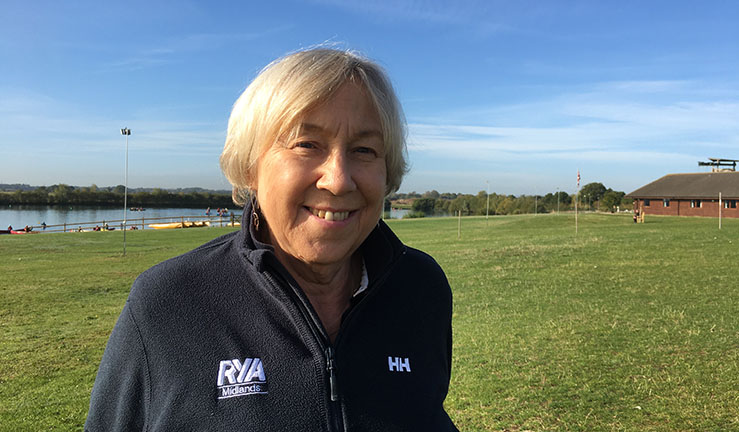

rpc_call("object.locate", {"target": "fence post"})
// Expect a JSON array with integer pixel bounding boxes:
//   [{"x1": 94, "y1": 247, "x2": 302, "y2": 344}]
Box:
[{"x1": 457, "y1": 210, "x2": 461, "y2": 239}]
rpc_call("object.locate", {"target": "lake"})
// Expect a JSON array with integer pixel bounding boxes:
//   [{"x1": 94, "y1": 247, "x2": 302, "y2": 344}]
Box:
[
  {"x1": 0, "y1": 205, "x2": 233, "y2": 232},
  {"x1": 1, "y1": 205, "x2": 411, "y2": 232}
]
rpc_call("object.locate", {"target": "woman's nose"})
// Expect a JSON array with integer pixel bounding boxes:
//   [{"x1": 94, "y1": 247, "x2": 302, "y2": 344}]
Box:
[{"x1": 316, "y1": 151, "x2": 357, "y2": 195}]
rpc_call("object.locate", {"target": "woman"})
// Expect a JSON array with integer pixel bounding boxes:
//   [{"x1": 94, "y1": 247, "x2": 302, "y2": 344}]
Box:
[{"x1": 86, "y1": 48, "x2": 458, "y2": 431}]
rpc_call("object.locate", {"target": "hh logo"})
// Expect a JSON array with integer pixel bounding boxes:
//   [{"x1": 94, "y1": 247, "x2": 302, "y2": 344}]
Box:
[
  {"x1": 217, "y1": 358, "x2": 268, "y2": 399},
  {"x1": 388, "y1": 356, "x2": 411, "y2": 372}
]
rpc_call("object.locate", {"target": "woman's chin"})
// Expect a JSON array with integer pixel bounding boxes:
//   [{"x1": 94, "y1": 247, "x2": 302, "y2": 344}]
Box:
[{"x1": 300, "y1": 245, "x2": 355, "y2": 267}]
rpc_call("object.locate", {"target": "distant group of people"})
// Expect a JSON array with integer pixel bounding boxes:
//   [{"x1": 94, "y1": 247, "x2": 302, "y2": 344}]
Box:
[
  {"x1": 7, "y1": 225, "x2": 33, "y2": 233},
  {"x1": 205, "y1": 207, "x2": 230, "y2": 217}
]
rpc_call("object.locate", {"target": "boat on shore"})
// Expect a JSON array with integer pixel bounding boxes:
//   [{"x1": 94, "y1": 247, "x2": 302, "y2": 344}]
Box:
[{"x1": 148, "y1": 221, "x2": 211, "y2": 230}]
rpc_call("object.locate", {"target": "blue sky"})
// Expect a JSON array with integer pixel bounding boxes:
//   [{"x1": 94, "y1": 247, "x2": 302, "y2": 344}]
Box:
[{"x1": 2, "y1": 0, "x2": 738, "y2": 195}]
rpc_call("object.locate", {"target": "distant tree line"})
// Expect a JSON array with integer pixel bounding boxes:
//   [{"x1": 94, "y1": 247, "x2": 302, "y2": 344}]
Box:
[
  {"x1": 1, "y1": 182, "x2": 631, "y2": 214},
  {"x1": 391, "y1": 182, "x2": 631, "y2": 217},
  {"x1": 0, "y1": 184, "x2": 235, "y2": 208}
]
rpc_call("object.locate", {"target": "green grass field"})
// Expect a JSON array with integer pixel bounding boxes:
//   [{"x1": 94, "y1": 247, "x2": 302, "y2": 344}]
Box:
[{"x1": 1, "y1": 213, "x2": 737, "y2": 431}]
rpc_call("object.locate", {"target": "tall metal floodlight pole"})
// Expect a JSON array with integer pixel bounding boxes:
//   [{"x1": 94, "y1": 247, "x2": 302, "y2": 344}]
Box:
[{"x1": 120, "y1": 127, "x2": 131, "y2": 256}]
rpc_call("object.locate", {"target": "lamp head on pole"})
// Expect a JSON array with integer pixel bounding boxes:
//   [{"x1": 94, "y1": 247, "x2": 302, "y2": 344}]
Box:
[{"x1": 120, "y1": 128, "x2": 131, "y2": 136}]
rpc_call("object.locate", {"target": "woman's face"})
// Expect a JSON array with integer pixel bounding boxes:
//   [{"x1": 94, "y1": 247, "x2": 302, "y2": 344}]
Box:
[{"x1": 254, "y1": 82, "x2": 387, "y2": 267}]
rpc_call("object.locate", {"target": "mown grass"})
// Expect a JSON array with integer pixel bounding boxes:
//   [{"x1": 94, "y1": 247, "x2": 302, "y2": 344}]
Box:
[
  {"x1": 398, "y1": 213, "x2": 738, "y2": 431},
  {"x1": 1, "y1": 214, "x2": 737, "y2": 431}
]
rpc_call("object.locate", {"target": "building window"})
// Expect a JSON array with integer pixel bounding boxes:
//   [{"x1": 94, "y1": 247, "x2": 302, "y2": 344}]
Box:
[
  {"x1": 691, "y1": 200, "x2": 702, "y2": 208},
  {"x1": 644, "y1": 199, "x2": 650, "y2": 207},
  {"x1": 663, "y1": 199, "x2": 670, "y2": 207},
  {"x1": 724, "y1": 200, "x2": 737, "y2": 209}
]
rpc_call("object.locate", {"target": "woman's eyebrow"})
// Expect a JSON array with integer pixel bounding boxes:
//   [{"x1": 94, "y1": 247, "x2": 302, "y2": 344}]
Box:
[{"x1": 299, "y1": 122, "x2": 382, "y2": 140}]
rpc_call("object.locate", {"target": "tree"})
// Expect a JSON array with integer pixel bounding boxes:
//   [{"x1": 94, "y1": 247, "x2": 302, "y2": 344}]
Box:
[
  {"x1": 50, "y1": 184, "x2": 72, "y2": 203},
  {"x1": 555, "y1": 191, "x2": 571, "y2": 206},
  {"x1": 411, "y1": 198, "x2": 436, "y2": 215},
  {"x1": 544, "y1": 191, "x2": 572, "y2": 212},
  {"x1": 449, "y1": 196, "x2": 472, "y2": 215},
  {"x1": 579, "y1": 182, "x2": 607, "y2": 204},
  {"x1": 601, "y1": 190, "x2": 626, "y2": 212},
  {"x1": 421, "y1": 190, "x2": 440, "y2": 199},
  {"x1": 434, "y1": 199, "x2": 447, "y2": 214},
  {"x1": 496, "y1": 196, "x2": 516, "y2": 215}
]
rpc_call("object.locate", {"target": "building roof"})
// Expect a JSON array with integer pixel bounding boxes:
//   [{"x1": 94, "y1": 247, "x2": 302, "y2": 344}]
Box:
[{"x1": 627, "y1": 172, "x2": 739, "y2": 199}]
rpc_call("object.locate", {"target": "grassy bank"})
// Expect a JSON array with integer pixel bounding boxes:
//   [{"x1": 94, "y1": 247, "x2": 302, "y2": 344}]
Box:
[{"x1": 1, "y1": 214, "x2": 737, "y2": 430}]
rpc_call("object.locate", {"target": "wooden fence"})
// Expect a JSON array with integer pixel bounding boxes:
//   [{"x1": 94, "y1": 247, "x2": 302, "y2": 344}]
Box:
[{"x1": 20, "y1": 213, "x2": 242, "y2": 234}]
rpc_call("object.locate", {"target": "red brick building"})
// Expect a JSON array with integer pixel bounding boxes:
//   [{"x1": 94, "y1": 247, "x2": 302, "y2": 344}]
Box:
[{"x1": 626, "y1": 171, "x2": 739, "y2": 218}]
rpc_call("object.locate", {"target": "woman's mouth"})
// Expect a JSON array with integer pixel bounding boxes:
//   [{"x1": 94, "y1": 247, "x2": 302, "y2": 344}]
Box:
[{"x1": 308, "y1": 207, "x2": 351, "y2": 222}]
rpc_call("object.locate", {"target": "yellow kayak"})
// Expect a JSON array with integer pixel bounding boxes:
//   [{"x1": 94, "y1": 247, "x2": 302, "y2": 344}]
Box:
[
  {"x1": 149, "y1": 222, "x2": 184, "y2": 229},
  {"x1": 149, "y1": 221, "x2": 211, "y2": 230}
]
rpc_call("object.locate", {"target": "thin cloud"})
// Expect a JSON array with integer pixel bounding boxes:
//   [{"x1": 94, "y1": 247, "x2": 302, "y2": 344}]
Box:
[
  {"x1": 406, "y1": 79, "x2": 739, "y2": 167},
  {"x1": 0, "y1": 88, "x2": 223, "y2": 157},
  {"x1": 603, "y1": 80, "x2": 690, "y2": 93},
  {"x1": 100, "y1": 26, "x2": 292, "y2": 72}
]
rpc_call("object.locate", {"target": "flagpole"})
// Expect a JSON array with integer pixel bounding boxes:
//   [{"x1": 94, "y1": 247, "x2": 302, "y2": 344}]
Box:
[{"x1": 576, "y1": 170, "x2": 580, "y2": 235}]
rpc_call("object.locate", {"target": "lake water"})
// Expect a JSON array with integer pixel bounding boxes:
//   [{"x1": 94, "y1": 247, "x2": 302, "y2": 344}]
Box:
[
  {"x1": 1, "y1": 205, "x2": 411, "y2": 232},
  {"x1": 0, "y1": 205, "x2": 233, "y2": 232}
]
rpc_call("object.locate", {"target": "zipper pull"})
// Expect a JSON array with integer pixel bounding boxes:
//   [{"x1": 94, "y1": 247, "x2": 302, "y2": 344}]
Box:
[{"x1": 325, "y1": 347, "x2": 339, "y2": 402}]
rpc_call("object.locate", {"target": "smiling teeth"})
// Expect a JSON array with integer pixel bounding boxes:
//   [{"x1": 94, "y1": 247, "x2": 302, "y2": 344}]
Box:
[{"x1": 311, "y1": 208, "x2": 349, "y2": 221}]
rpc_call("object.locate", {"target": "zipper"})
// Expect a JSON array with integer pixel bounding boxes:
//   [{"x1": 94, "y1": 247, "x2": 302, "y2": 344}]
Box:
[
  {"x1": 325, "y1": 346, "x2": 343, "y2": 431},
  {"x1": 326, "y1": 346, "x2": 339, "y2": 402},
  {"x1": 263, "y1": 270, "x2": 345, "y2": 431},
  {"x1": 262, "y1": 242, "x2": 406, "y2": 431}
]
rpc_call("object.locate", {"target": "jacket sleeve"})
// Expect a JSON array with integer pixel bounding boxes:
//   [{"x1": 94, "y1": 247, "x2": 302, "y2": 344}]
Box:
[{"x1": 85, "y1": 302, "x2": 150, "y2": 431}]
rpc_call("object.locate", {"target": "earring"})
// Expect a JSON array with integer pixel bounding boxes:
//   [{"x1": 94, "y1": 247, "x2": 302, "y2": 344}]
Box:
[{"x1": 250, "y1": 194, "x2": 260, "y2": 231}]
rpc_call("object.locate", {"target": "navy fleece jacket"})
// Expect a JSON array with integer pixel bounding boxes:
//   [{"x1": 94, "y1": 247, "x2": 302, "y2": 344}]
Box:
[{"x1": 85, "y1": 211, "x2": 458, "y2": 431}]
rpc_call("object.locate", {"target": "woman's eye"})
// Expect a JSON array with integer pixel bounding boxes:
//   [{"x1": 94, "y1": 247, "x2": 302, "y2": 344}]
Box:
[
  {"x1": 294, "y1": 141, "x2": 316, "y2": 149},
  {"x1": 355, "y1": 146, "x2": 377, "y2": 156}
]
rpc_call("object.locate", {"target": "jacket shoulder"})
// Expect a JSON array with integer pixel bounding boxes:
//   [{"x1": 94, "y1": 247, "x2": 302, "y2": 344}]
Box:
[
  {"x1": 127, "y1": 230, "x2": 243, "y2": 306},
  {"x1": 400, "y1": 246, "x2": 448, "y2": 283},
  {"x1": 385, "y1": 246, "x2": 451, "y2": 305}
]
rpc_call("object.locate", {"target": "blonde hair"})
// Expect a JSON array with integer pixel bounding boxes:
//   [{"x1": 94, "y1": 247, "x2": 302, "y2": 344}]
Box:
[{"x1": 220, "y1": 47, "x2": 408, "y2": 205}]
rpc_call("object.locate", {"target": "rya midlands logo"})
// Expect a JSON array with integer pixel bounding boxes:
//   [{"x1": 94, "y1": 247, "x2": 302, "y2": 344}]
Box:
[{"x1": 217, "y1": 358, "x2": 268, "y2": 399}]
